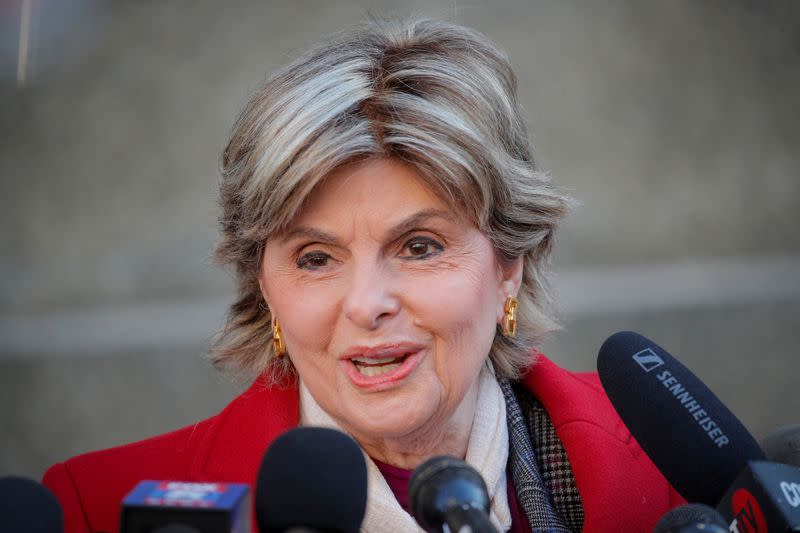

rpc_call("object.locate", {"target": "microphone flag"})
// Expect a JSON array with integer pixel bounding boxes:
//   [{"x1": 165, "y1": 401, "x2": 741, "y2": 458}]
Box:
[
  {"x1": 121, "y1": 480, "x2": 249, "y2": 533},
  {"x1": 717, "y1": 461, "x2": 800, "y2": 533}
]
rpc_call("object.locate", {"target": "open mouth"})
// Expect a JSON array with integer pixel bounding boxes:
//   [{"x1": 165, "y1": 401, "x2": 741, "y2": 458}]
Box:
[{"x1": 350, "y1": 353, "x2": 413, "y2": 377}]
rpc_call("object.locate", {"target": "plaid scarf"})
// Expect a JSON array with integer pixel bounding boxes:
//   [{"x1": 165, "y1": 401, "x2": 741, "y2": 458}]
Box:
[{"x1": 499, "y1": 379, "x2": 585, "y2": 533}]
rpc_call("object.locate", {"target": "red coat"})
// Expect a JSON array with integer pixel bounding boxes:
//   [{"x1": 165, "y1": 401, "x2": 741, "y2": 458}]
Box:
[{"x1": 43, "y1": 355, "x2": 684, "y2": 532}]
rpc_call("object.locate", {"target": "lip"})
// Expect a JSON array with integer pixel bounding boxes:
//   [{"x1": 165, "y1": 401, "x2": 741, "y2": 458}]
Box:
[{"x1": 339, "y1": 342, "x2": 425, "y2": 390}]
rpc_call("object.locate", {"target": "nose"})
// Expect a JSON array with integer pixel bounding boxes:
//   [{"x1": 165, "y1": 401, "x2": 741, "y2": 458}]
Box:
[{"x1": 342, "y1": 261, "x2": 400, "y2": 330}]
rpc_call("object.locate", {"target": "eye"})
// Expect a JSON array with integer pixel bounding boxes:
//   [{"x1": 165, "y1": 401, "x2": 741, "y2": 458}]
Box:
[
  {"x1": 296, "y1": 251, "x2": 332, "y2": 270},
  {"x1": 401, "y1": 236, "x2": 443, "y2": 259}
]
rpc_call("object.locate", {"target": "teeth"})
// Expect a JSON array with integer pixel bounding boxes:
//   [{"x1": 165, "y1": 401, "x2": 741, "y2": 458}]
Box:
[
  {"x1": 355, "y1": 362, "x2": 402, "y2": 377},
  {"x1": 351, "y1": 356, "x2": 393, "y2": 365}
]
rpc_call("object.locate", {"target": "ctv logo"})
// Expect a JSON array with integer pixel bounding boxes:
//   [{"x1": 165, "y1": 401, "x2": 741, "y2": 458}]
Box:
[
  {"x1": 782, "y1": 481, "x2": 800, "y2": 508},
  {"x1": 632, "y1": 348, "x2": 664, "y2": 373},
  {"x1": 728, "y1": 488, "x2": 767, "y2": 533}
]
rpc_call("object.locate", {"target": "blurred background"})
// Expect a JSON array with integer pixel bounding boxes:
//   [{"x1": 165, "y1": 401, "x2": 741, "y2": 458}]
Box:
[{"x1": 1, "y1": 0, "x2": 798, "y2": 480}]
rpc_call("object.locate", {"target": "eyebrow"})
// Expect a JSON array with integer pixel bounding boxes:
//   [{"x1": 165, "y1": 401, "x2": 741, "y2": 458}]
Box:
[
  {"x1": 279, "y1": 208, "x2": 456, "y2": 245},
  {"x1": 385, "y1": 208, "x2": 456, "y2": 241}
]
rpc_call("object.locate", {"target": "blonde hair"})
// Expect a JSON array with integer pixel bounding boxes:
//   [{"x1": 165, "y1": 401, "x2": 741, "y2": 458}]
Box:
[{"x1": 214, "y1": 18, "x2": 570, "y2": 382}]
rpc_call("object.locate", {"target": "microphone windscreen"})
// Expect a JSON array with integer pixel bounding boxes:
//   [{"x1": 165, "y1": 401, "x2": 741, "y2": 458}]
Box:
[
  {"x1": 653, "y1": 503, "x2": 727, "y2": 533},
  {"x1": 255, "y1": 427, "x2": 367, "y2": 533},
  {"x1": 0, "y1": 476, "x2": 63, "y2": 533},
  {"x1": 761, "y1": 423, "x2": 800, "y2": 467},
  {"x1": 597, "y1": 331, "x2": 765, "y2": 505}
]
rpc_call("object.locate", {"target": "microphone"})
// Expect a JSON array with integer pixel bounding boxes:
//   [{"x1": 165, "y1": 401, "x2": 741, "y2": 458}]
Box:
[
  {"x1": 0, "y1": 476, "x2": 63, "y2": 533},
  {"x1": 255, "y1": 427, "x2": 367, "y2": 533},
  {"x1": 761, "y1": 423, "x2": 800, "y2": 467},
  {"x1": 597, "y1": 331, "x2": 800, "y2": 531},
  {"x1": 716, "y1": 460, "x2": 800, "y2": 532},
  {"x1": 596, "y1": 330, "x2": 765, "y2": 505},
  {"x1": 653, "y1": 503, "x2": 728, "y2": 533},
  {"x1": 408, "y1": 456, "x2": 498, "y2": 533},
  {"x1": 120, "y1": 481, "x2": 249, "y2": 533}
]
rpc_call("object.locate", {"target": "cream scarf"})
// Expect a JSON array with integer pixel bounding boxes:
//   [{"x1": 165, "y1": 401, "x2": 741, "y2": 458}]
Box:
[{"x1": 298, "y1": 363, "x2": 511, "y2": 532}]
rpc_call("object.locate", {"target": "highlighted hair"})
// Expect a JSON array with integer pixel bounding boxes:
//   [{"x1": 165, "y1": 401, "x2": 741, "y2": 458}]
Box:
[{"x1": 214, "y1": 18, "x2": 570, "y2": 382}]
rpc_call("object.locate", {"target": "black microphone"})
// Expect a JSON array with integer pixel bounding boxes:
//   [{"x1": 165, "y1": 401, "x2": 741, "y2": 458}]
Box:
[
  {"x1": 653, "y1": 503, "x2": 728, "y2": 533},
  {"x1": 597, "y1": 331, "x2": 765, "y2": 505},
  {"x1": 761, "y1": 423, "x2": 800, "y2": 467},
  {"x1": 0, "y1": 476, "x2": 63, "y2": 533},
  {"x1": 408, "y1": 456, "x2": 498, "y2": 533},
  {"x1": 255, "y1": 427, "x2": 367, "y2": 533}
]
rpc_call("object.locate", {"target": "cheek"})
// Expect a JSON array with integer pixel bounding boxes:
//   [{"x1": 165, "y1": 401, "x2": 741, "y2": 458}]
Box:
[
  {"x1": 269, "y1": 279, "x2": 341, "y2": 357},
  {"x1": 425, "y1": 243, "x2": 500, "y2": 318},
  {"x1": 420, "y1": 280, "x2": 495, "y2": 328},
  {"x1": 407, "y1": 257, "x2": 500, "y2": 356}
]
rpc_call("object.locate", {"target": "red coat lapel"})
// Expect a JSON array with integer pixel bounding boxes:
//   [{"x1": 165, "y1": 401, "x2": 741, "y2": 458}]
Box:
[
  {"x1": 187, "y1": 375, "x2": 299, "y2": 486},
  {"x1": 524, "y1": 354, "x2": 683, "y2": 532}
]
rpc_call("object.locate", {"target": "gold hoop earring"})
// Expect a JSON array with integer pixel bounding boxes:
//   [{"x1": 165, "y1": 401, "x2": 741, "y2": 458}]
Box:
[
  {"x1": 503, "y1": 296, "x2": 518, "y2": 338},
  {"x1": 272, "y1": 317, "x2": 286, "y2": 358}
]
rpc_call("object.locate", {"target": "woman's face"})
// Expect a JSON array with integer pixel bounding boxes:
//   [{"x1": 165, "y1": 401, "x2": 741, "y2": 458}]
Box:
[{"x1": 259, "y1": 158, "x2": 520, "y2": 450}]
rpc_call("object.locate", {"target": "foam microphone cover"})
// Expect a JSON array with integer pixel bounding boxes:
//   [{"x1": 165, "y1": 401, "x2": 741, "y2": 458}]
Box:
[
  {"x1": 653, "y1": 503, "x2": 728, "y2": 533},
  {"x1": 597, "y1": 331, "x2": 765, "y2": 505},
  {"x1": 761, "y1": 423, "x2": 800, "y2": 467},
  {"x1": 256, "y1": 427, "x2": 367, "y2": 533},
  {"x1": 0, "y1": 476, "x2": 63, "y2": 533}
]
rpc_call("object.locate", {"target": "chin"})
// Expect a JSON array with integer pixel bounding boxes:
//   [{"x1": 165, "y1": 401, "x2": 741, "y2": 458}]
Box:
[{"x1": 341, "y1": 399, "x2": 434, "y2": 442}]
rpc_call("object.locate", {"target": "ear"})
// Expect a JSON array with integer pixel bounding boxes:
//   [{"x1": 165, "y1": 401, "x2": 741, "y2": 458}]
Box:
[
  {"x1": 256, "y1": 265, "x2": 270, "y2": 309},
  {"x1": 496, "y1": 256, "x2": 524, "y2": 323}
]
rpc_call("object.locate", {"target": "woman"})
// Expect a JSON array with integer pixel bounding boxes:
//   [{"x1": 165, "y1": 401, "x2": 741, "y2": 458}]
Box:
[{"x1": 44, "y1": 19, "x2": 682, "y2": 532}]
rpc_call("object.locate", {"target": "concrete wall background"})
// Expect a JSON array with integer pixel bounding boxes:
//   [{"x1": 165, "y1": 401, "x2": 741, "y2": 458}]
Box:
[{"x1": 1, "y1": 0, "x2": 798, "y2": 480}]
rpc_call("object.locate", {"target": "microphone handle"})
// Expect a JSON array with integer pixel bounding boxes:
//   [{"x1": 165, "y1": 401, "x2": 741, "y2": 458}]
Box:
[{"x1": 442, "y1": 506, "x2": 498, "y2": 533}]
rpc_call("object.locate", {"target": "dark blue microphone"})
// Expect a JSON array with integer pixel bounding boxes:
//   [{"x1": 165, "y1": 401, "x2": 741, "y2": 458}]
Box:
[
  {"x1": 597, "y1": 331, "x2": 800, "y2": 531},
  {"x1": 597, "y1": 331, "x2": 765, "y2": 505},
  {"x1": 0, "y1": 476, "x2": 63, "y2": 533},
  {"x1": 653, "y1": 503, "x2": 728, "y2": 533}
]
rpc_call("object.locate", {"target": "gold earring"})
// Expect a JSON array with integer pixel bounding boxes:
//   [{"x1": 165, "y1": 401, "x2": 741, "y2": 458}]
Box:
[
  {"x1": 272, "y1": 317, "x2": 286, "y2": 358},
  {"x1": 503, "y1": 296, "x2": 518, "y2": 337}
]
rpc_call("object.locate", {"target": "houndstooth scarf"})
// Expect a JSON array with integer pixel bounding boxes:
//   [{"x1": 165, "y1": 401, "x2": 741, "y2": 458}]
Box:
[{"x1": 500, "y1": 379, "x2": 585, "y2": 532}]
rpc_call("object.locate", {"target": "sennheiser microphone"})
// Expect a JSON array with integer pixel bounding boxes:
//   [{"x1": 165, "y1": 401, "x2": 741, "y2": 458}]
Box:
[
  {"x1": 653, "y1": 503, "x2": 728, "y2": 533},
  {"x1": 597, "y1": 331, "x2": 800, "y2": 531},
  {"x1": 597, "y1": 331, "x2": 765, "y2": 505},
  {"x1": 0, "y1": 476, "x2": 63, "y2": 533},
  {"x1": 255, "y1": 427, "x2": 367, "y2": 533},
  {"x1": 409, "y1": 456, "x2": 498, "y2": 533},
  {"x1": 761, "y1": 423, "x2": 800, "y2": 467}
]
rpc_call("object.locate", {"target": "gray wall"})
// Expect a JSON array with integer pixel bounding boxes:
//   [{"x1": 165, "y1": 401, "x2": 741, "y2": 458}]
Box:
[{"x1": 1, "y1": 0, "x2": 798, "y2": 480}]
